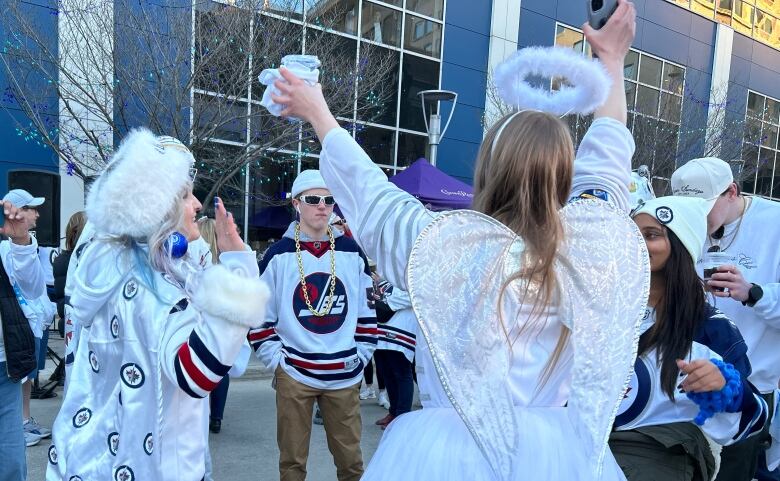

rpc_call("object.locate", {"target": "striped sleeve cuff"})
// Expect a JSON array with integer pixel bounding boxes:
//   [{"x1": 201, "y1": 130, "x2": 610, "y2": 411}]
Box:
[{"x1": 174, "y1": 330, "x2": 231, "y2": 398}]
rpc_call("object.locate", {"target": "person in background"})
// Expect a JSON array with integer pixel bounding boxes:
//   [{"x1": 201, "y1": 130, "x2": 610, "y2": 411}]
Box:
[
  {"x1": 198, "y1": 217, "x2": 232, "y2": 434},
  {"x1": 0, "y1": 193, "x2": 46, "y2": 480},
  {"x1": 671, "y1": 157, "x2": 780, "y2": 481},
  {"x1": 53, "y1": 212, "x2": 87, "y2": 331},
  {"x1": 610, "y1": 196, "x2": 767, "y2": 481},
  {"x1": 1, "y1": 189, "x2": 52, "y2": 447}
]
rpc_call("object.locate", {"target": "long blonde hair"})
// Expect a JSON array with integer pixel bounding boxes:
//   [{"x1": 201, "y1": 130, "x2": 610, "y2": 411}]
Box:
[
  {"x1": 472, "y1": 110, "x2": 574, "y2": 389},
  {"x1": 197, "y1": 217, "x2": 219, "y2": 264}
]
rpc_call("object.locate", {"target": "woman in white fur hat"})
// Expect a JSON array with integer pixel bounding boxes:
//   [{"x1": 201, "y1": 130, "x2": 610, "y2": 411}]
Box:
[
  {"x1": 609, "y1": 196, "x2": 768, "y2": 481},
  {"x1": 46, "y1": 129, "x2": 269, "y2": 481}
]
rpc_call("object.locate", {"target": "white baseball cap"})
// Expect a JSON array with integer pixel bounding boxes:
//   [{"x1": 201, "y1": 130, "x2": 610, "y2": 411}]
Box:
[
  {"x1": 291, "y1": 170, "x2": 328, "y2": 198},
  {"x1": 2, "y1": 189, "x2": 45, "y2": 208},
  {"x1": 670, "y1": 157, "x2": 733, "y2": 200},
  {"x1": 632, "y1": 195, "x2": 716, "y2": 263}
]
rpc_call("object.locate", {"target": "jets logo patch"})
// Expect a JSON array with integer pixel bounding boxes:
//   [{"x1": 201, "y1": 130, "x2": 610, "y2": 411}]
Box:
[
  {"x1": 108, "y1": 432, "x2": 119, "y2": 456},
  {"x1": 292, "y1": 272, "x2": 348, "y2": 334},
  {"x1": 143, "y1": 433, "x2": 154, "y2": 455},
  {"x1": 89, "y1": 351, "x2": 100, "y2": 373},
  {"x1": 72, "y1": 408, "x2": 92, "y2": 428},
  {"x1": 123, "y1": 279, "x2": 139, "y2": 300},
  {"x1": 120, "y1": 363, "x2": 145, "y2": 388}
]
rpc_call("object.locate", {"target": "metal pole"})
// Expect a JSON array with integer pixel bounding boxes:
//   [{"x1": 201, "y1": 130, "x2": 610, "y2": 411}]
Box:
[{"x1": 429, "y1": 113, "x2": 441, "y2": 166}]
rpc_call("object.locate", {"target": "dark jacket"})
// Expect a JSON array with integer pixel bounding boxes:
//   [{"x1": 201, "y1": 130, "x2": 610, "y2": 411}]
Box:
[
  {"x1": 0, "y1": 255, "x2": 36, "y2": 382},
  {"x1": 52, "y1": 249, "x2": 72, "y2": 320}
]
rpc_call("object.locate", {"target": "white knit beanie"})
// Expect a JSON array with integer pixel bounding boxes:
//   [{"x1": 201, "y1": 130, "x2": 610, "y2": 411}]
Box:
[
  {"x1": 291, "y1": 169, "x2": 328, "y2": 198},
  {"x1": 632, "y1": 196, "x2": 716, "y2": 263}
]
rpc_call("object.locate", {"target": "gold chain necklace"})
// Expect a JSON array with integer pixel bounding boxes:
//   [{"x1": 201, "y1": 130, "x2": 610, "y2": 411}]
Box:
[
  {"x1": 294, "y1": 223, "x2": 337, "y2": 317},
  {"x1": 708, "y1": 197, "x2": 749, "y2": 252}
]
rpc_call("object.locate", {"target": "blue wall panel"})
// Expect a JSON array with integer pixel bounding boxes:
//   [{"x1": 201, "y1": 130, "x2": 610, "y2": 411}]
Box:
[
  {"x1": 437, "y1": 0, "x2": 492, "y2": 183},
  {"x1": 0, "y1": 0, "x2": 59, "y2": 194}
]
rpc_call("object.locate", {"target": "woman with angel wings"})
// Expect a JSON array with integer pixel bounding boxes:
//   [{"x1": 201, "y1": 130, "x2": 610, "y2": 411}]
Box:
[{"x1": 265, "y1": 1, "x2": 648, "y2": 479}]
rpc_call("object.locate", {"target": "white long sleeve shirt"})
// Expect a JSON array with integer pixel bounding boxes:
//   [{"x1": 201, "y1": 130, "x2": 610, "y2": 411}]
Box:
[
  {"x1": 696, "y1": 196, "x2": 780, "y2": 393},
  {"x1": 0, "y1": 236, "x2": 46, "y2": 363}
]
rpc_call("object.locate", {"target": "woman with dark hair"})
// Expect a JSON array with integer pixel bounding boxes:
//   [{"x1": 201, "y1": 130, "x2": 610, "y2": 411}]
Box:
[
  {"x1": 611, "y1": 196, "x2": 769, "y2": 481},
  {"x1": 52, "y1": 211, "x2": 87, "y2": 326}
]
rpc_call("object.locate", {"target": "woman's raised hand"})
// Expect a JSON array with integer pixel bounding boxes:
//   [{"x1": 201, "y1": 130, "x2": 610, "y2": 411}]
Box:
[{"x1": 214, "y1": 197, "x2": 246, "y2": 253}]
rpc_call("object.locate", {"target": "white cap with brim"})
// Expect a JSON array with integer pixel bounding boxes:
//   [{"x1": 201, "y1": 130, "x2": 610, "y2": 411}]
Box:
[
  {"x1": 671, "y1": 157, "x2": 733, "y2": 200},
  {"x1": 632, "y1": 195, "x2": 716, "y2": 264},
  {"x1": 291, "y1": 169, "x2": 328, "y2": 199},
  {"x1": 2, "y1": 189, "x2": 45, "y2": 208}
]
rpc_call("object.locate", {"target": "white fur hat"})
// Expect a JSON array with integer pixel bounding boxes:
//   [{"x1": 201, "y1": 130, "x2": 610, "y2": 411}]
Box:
[
  {"x1": 86, "y1": 128, "x2": 195, "y2": 239},
  {"x1": 291, "y1": 169, "x2": 327, "y2": 198}
]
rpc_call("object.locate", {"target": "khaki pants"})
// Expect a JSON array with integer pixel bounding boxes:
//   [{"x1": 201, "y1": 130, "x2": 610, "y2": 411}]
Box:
[{"x1": 275, "y1": 366, "x2": 364, "y2": 481}]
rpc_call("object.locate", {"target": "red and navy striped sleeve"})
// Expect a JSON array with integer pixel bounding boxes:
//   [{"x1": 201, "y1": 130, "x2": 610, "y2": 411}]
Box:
[{"x1": 173, "y1": 330, "x2": 232, "y2": 399}]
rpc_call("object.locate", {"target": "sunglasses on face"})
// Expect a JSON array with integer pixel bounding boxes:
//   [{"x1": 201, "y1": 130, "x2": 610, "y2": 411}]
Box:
[{"x1": 299, "y1": 195, "x2": 335, "y2": 206}]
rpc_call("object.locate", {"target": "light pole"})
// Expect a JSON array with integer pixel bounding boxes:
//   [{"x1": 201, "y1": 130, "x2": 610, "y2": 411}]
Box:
[{"x1": 417, "y1": 90, "x2": 457, "y2": 167}]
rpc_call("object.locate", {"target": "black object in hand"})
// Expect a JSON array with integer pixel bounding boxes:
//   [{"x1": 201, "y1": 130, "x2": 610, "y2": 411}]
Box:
[{"x1": 587, "y1": 0, "x2": 618, "y2": 30}]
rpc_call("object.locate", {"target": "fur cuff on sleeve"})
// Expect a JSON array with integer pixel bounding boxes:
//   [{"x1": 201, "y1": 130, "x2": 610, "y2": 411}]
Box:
[{"x1": 190, "y1": 264, "x2": 270, "y2": 328}]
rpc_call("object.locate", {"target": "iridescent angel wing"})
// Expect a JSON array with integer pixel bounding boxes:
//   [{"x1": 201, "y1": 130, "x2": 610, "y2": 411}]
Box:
[
  {"x1": 557, "y1": 198, "x2": 650, "y2": 477},
  {"x1": 407, "y1": 210, "x2": 523, "y2": 481},
  {"x1": 407, "y1": 200, "x2": 649, "y2": 480}
]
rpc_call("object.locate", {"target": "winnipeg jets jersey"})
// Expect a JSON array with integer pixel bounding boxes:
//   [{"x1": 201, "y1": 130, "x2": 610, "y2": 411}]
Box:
[
  {"x1": 374, "y1": 281, "x2": 417, "y2": 363},
  {"x1": 614, "y1": 305, "x2": 768, "y2": 445},
  {"x1": 248, "y1": 222, "x2": 378, "y2": 390}
]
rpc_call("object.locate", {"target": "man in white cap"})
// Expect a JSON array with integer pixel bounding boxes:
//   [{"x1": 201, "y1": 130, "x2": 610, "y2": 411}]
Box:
[
  {"x1": 248, "y1": 170, "x2": 377, "y2": 481},
  {"x1": 0, "y1": 192, "x2": 47, "y2": 480},
  {"x1": 672, "y1": 157, "x2": 780, "y2": 481},
  {"x1": 0, "y1": 189, "x2": 53, "y2": 447}
]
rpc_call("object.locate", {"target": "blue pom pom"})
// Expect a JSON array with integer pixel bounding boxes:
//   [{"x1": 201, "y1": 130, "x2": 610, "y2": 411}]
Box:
[
  {"x1": 686, "y1": 359, "x2": 743, "y2": 426},
  {"x1": 165, "y1": 231, "x2": 188, "y2": 259}
]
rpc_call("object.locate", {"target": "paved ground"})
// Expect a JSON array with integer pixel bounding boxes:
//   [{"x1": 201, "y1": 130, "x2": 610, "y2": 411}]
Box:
[{"x1": 26, "y1": 334, "x2": 394, "y2": 480}]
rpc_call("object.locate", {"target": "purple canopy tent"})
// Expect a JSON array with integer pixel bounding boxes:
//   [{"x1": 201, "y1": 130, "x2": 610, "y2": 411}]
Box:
[{"x1": 389, "y1": 158, "x2": 473, "y2": 210}]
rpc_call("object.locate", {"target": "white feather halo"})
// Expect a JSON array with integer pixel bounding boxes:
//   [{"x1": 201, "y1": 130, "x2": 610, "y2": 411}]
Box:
[{"x1": 493, "y1": 47, "x2": 612, "y2": 116}]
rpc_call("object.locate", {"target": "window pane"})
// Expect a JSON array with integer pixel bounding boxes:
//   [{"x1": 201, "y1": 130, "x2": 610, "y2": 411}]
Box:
[
  {"x1": 407, "y1": 0, "x2": 444, "y2": 19},
  {"x1": 741, "y1": 142, "x2": 759, "y2": 194},
  {"x1": 252, "y1": 15, "x2": 303, "y2": 100},
  {"x1": 247, "y1": 150, "x2": 296, "y2": 241},
  {"x1": 756, "y1": 148, "x2": 775, "y2": 196},
  {"x1": 747, "y1": 92, "x2": 764, "y2": 118},
  {"x1": 671, "y1": 0, "x2": 691, "y2": 8},
  {"x1": 662, "y1": 63, "x2": 685, "y2": 94},
  {"x1": 194, "y1": 8, "x2": 251, "y2": 98},
  {"x1": 194, "y1": 95, "x2": 248, "y2": 143},
  {"x1": 399, "y1": 54, "x2": 439, "y2": 132},
  {"x1": 555, "y1": 25, "x2": 585, "y2": 52},
  {"x1": 355, "y1": 125, "x2": 395, "y2": 166},
  {"x1": 625, "y1": 81, "x2": 637, "y2": 112},
  {"x1": 397, "y1": 131, "x2": 428, "y2": 167},
  {"x1": 307, "y1": 0, "x2": 359, "y2": 36},
  {"x1": 304, "y1": 30, "x2": 357, "y2": 119},
  {"x1": 261, "y1": 0, "x2": 304, "y2": 21},
  {"x1": 764, "y1": 98, "x2": 780, "y2": 125},
  {"x1": 639, "y1": 56, "x2": 663, "y2": 86},
  {"x1": 762, "y1": 123, "x2": 779, "y2": 149},
  {"x1": 660, "y1": 92, "x2": 682, "y2": 123},
  {"x1": 745, "y1": 117, "x2": 763, "y2": 145},
  {"x1": 732, "y1": 1, "x2": 754, "y2": 36},
  {"x1": 404, "y1": 13, "x2": 443, "y2": 57},
  {"x1": 716, "y1": 0, "x2": 733, "y2": 24},
  {"x1": 357, "y1": 44, "x2": 400, "y2": 126},
  {"x1": 193, "y1": 142, "x2": 246, "y2": 225},
  {"x1": 361, "y1": 1, "x2": 402, "y2": 47},
  {"x1": 624, "y1": 50, "x2": 640, "y2": 80},
  {"x1": 691, "y1": 0, "x2": 716, "y2": 18},
  {"x1": 636, "y1": 85, "x2": 661, "y2": 116}
]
